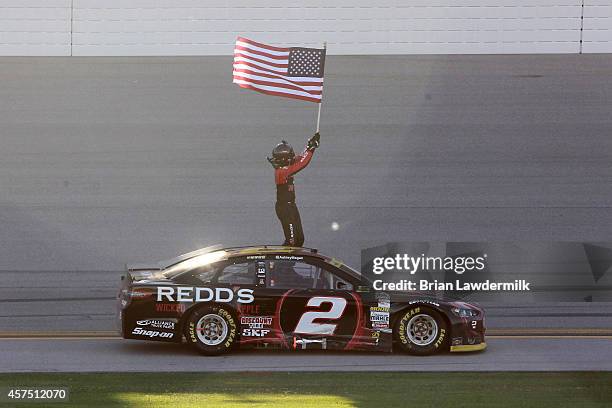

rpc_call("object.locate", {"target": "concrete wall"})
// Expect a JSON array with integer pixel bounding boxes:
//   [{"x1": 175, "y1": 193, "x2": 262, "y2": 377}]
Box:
[
  {"x1": 1, "y1": 0, "x2": 610, "y2": 56},
  {"x1": 0, "y1": 0, "x2": 71, "y2": 56},
  {"x1": 583, "y1": 0, "x2": 612, "y2": 52}
]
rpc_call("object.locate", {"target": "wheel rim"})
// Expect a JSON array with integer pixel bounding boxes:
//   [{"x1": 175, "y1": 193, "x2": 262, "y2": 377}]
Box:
[
  {"x1": 406, "y1": 313, "x2": 438, "y2": 346},
  {"x1": 196, "y1": 313, "x2": 228, "y2": 346}
]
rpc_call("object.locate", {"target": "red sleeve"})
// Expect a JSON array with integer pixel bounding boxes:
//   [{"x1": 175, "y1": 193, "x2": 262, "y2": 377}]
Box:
[{"x1": 286, "y1": 147, "x2": 314, "y2": 176}]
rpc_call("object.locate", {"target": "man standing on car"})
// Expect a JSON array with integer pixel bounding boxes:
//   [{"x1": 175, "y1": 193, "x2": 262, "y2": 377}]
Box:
[{"x1": 268, "y1": 132, "x2": 320, "y2": 247}]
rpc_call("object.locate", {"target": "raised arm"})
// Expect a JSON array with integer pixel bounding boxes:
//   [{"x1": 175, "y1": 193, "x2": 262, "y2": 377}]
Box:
[{"x1": 286, "y1": 133, "x2": 320, "y2": 176}]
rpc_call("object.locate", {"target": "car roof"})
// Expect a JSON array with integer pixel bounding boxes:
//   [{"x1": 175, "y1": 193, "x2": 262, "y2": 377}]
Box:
[
  {"x1": 161, "y1": 245, "x2": 360, "y2": 280},
  {"x1": 161, "y1": 245, "x2": 324, "y2": 269},
  {"x1": 221, "y1": 246, "x2": 362, "y2": 282},
  {"x1": 224, "y1": 245, "x2": 322, "y2": 258}
]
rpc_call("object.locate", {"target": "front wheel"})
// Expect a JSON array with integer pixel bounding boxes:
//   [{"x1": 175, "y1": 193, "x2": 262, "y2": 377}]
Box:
[
  {"x1": 394, "y1": 306, "x2": 448, "y2": 355},
  {"x1": 185, "y1": 305, "x2": 238, "y2": 355}
]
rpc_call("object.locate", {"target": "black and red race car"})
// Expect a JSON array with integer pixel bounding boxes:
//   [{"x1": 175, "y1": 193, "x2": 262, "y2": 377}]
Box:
[{"x1": 117, "y1": 245, "x2": 486, "y2": 355}]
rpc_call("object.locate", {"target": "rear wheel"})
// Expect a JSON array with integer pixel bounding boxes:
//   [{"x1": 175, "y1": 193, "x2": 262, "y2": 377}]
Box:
[
  {"x1": 394, "y1": 306, "x2": 448, "y2": 355},
  {"x1": 185, "y1": 305, "x2": 237, "y2": 355}
]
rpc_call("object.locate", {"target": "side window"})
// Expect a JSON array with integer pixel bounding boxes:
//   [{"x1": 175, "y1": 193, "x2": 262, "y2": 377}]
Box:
[
  {"x1": 268, "y1": 260, "x2": 319, "y2": 289},
  {"x1": 316, "y1": 267, "x2": 353, "y2": 291},
  {"x1": 217, "y1": 261, "x2": 255, "y2": 285},
  {"x1": 192, "y1": 264, "x2": 216, "y2": 283}
]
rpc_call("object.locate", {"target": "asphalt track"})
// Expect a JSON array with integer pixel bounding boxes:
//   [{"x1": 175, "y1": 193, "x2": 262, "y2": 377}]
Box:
[
  {"x1": 1, "y1": 336, "x2": 611, "y2": 372},
  {"x1": 0, "y1": 55, "x2": 611, "y2": 371}
]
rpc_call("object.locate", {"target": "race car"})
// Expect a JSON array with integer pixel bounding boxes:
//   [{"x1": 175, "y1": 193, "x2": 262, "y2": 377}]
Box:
[{"x1": 117, "y1": 245, "x2": 486, "y2": 355}]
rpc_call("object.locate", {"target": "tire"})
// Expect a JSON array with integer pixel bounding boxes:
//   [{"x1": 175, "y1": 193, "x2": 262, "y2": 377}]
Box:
[
  {"x1": 185, "y1": 305, "x2": 238, "y2": 356},
  {"x1": 394, "y1": 306, "x2": 448, "y2": 355}
]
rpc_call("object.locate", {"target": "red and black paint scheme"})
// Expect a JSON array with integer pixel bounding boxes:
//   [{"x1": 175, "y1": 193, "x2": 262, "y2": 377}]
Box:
[{"x1": 117, "y1": 245, "x2": 486, "y2": 355}]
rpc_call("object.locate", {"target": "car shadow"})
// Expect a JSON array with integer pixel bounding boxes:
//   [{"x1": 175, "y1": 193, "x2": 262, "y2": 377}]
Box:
[{"x1": 119, "y1": 339, "x2": 467, "y2": 357}]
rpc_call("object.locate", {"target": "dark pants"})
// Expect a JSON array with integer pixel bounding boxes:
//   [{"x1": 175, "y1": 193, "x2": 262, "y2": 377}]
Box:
[{"x1": 275, "y1": 201, "x2": 304, "y2": 247}]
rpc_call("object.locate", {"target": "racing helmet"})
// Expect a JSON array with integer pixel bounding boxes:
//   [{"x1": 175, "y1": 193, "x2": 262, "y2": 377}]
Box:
[{"x1": 270, "y1": 140, "x2": 295, "y2": 167}]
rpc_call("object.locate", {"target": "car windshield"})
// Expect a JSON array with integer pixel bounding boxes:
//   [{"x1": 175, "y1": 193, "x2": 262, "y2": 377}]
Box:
[{"x1": 162, "y1": 250, "x2": 227, "y2": 279}]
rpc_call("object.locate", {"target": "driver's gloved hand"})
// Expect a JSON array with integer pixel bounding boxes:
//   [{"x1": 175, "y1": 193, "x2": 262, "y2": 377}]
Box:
[{"x1": 307, "y1": 132, "x2": 321, "y2": 151}]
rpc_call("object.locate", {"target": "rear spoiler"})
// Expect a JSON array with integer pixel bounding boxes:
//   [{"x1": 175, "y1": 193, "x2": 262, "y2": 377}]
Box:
[
  {"x1": 123, "y1": 244, "x2": 223, "y2": 281},
  {"x1": 123, "y1": 263, "x2": 162, "y2": 282},
  {"x1": 157, "y1": 244, "x2": 223, "y2": 269},
  {"x1": 126, "y1": 263, "x2": 162, "y2": 272}
]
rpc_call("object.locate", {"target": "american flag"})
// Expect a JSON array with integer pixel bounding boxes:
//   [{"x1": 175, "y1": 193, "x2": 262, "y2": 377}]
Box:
[{"x1": 233, "y1": 37, "x2": 325, "y2": 103}]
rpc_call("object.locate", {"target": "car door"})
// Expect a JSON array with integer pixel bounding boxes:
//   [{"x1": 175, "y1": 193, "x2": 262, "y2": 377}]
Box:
[{"x1": 260, "y1": 256, "x2": 370, "y2": 351}]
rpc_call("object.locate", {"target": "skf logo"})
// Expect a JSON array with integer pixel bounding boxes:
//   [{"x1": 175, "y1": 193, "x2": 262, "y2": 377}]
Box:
[{"x1": 242, "y1": 328, "x2": 271, "y2": 337}]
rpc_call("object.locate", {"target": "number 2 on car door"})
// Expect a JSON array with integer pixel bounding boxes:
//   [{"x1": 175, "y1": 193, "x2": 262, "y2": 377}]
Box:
[{"x1": 294, "y1": 296, "x2": 347, "y2": 335}]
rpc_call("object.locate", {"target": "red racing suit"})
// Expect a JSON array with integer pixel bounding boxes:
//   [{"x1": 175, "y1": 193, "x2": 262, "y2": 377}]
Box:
[{"x1": 274, "y1": 147, "x2": 315, "y2": 246}]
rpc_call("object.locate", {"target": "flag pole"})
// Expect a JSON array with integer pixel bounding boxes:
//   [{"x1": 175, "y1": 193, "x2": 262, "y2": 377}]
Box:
[
  {"x1": 315, "y1": 41, "x2": 326, "y2": 133},
  {"x1": 315, "y1": 98, "x2": 322, "y2": 133}
]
